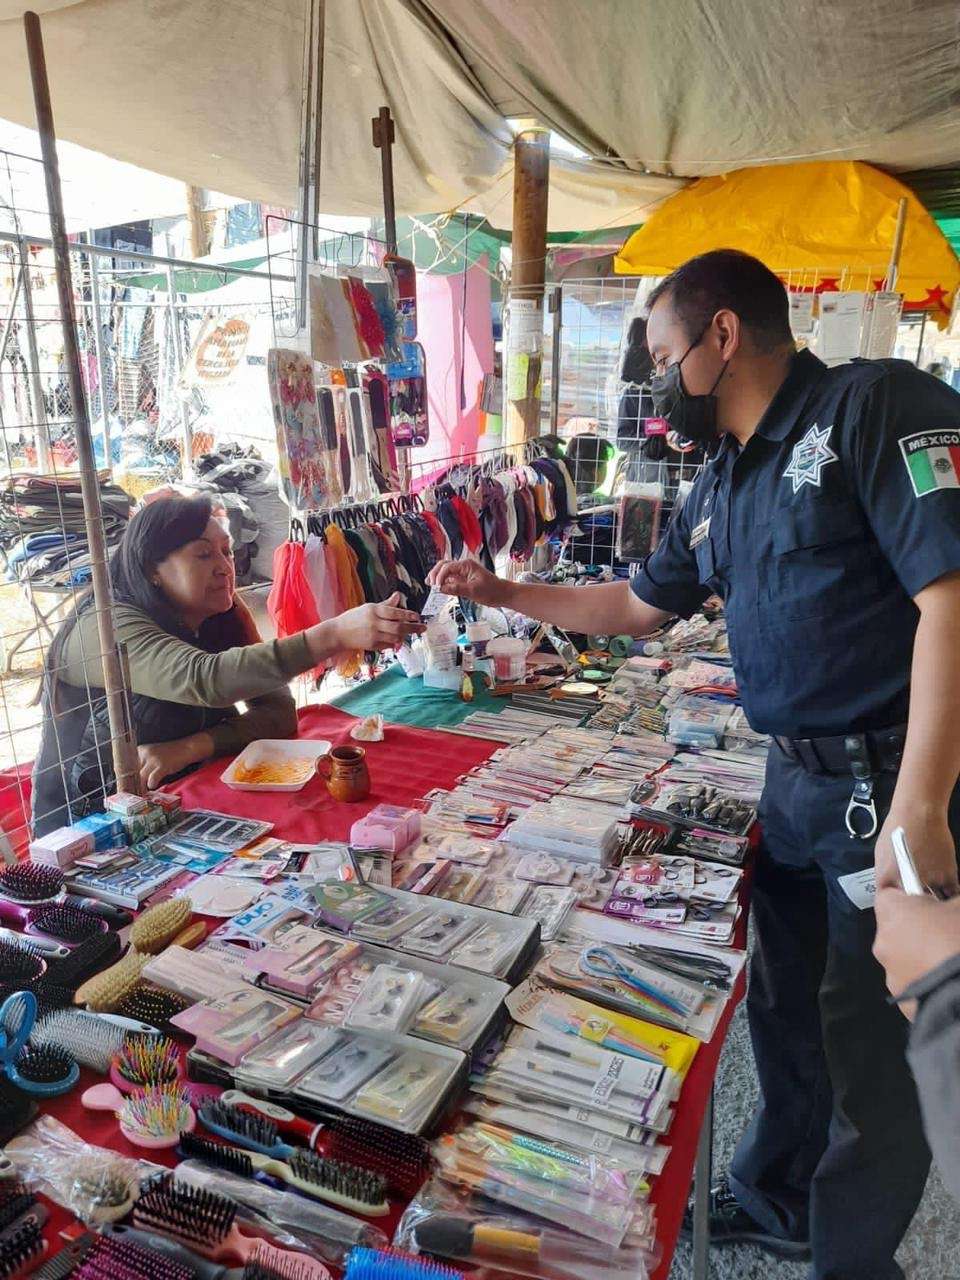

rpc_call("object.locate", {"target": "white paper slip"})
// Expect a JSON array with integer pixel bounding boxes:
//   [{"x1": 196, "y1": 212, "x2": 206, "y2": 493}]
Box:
[{"x1": 837, "y1": 866, "x2": 877, "y2": 910}]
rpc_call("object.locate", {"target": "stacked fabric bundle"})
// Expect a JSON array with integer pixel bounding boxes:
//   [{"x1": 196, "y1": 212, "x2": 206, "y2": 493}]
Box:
[{"x1": 0, "y1": 472, "x2": 133, "y2": 588}]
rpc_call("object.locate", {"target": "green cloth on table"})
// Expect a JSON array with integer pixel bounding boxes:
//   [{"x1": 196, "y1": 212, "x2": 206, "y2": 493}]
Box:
[{"x1": 331, "y1": 663, "x2": 506, "y2": 728}]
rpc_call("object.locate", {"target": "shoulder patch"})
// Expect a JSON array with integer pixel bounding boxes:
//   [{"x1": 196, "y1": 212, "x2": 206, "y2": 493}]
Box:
[{"x1": 899, "y1": 430, "x2": 960, "y2": 497}]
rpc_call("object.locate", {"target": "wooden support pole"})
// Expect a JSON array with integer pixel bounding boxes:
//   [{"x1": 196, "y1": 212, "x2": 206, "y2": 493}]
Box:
[
  {"x1": 505, "y1": 126, "x2": 550, "y2": 446},
  {"x1": 372, "y1": 106, "x2": 398, "y2": 255},
  {"x1": 23, "y1": 10, "x2": 141, "y2": 796}
]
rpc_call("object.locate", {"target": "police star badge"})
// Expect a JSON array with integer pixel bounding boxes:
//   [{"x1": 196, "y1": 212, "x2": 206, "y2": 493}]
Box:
[{"x1": 783, "y1": 423, "x2": 838, "y2": 493}]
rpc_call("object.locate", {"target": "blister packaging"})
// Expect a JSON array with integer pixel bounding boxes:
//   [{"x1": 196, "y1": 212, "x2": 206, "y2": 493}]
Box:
[
  {"x1": 449, "y1": 924, "x2": 519, "y2": 976},
  {"x1": 344, "y1": 964, "x2": 434, "y2": 1034},
  {"x1": 173, "y1": 987, "x2": 301, "y2": 1065},
  {"x1": 234, "y1": 1019, "x2": 341, "y2": 1091},
  {"x1": 398, "y1": 910, "x2": 479, "y2": 959},
  {"x1": 294, "y1": 1032, "x2": 396, "y2": 1102},
  {"x1": 255, "y1": 930, "x2": 361, "y2": 997},
  {"x1": 523, "y1": 885, "x2": 578, "y2": 941},
  {"x1": 351, "y1": 899, "x2": 430, "y2": 945},
  {"x1": 513, "y1": 852, "x2": 576, "y2": 886},
  {"x1": 311, "y1": 880, "x2": 393, "y2": 931},
  {"x1": 352, "y1": 1049, "x2": 457, "y2": 1129}
]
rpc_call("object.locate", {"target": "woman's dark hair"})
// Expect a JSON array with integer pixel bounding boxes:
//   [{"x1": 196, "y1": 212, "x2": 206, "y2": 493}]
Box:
[
  {"x1": 111, "y1": 494, "x2": 215, "y2": 638},
  {"x1": 48, "y1": 494, "x2": 253, "y2": 677}
]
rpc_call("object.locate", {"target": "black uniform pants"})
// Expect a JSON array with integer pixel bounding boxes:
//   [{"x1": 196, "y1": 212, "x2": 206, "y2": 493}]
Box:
[{"x1": 728, "y1": 747, "x2": 953, "y2": 1280}]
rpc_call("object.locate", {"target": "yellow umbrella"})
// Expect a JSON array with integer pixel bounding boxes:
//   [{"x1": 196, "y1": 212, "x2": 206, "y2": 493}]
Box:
[{"x1": 614, "y1": 161, "x2": 960, "y2": 328}]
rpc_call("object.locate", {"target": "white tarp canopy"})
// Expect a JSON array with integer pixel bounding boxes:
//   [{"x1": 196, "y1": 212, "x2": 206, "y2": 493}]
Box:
[{"x1": 0, "y1": 0, "x2": 956, "y2": 232}]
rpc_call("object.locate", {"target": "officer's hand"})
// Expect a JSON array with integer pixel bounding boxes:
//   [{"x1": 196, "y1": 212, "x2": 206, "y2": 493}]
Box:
[
  {"x1": 874, "y1": 888, "x2": 960, "y2": 1018},
  {"x1": 874, "y1": 809, "x2": 960, "y2": 897},
  {"x1": 427, "y1": 559, "x2": 507, "y2": 606}
]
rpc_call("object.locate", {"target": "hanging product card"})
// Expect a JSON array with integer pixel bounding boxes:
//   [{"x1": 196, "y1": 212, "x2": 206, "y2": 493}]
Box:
[
  {"x1": 179, "y1": 312, "x2": 251, "y2": 389},
  {"x1": 861, "y1": 291, "x2": 903, "y2": 360},
  {"x1": 387, "y1": 342, "x2": 429, "y2": 447},
  {"x1": 315, "y1": 386, "x2": 344, "y2": 506},
  {"x1": 309, "y1": 272, "x2": 364, "y2": 365},
  {"x1": 788, "y1": 292, "x2": 816, "y2": 338},
  {"x1": 268, "y1": 349, "x2": 330, "y2": 510},
  {"x1": 616, "y1": 488, "x2": 663, "y2": 560},
  {"x1": 816, "y1": 291, "x2": 868, "y2": 364},
  {"x1": 364, "y1": 369, "x2": 399, "y2": 490},
  {"x1": 384, "y1": 254, "x2": 418, "y2": 339},
  {"x1": 508, "y1": 299, "x2": 544, "y2": 355}
]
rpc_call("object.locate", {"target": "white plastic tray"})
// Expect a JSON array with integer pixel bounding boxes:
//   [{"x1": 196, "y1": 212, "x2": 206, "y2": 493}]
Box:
[{"x1": 220, "y1": 738, "x2": 331, "y2": 792}]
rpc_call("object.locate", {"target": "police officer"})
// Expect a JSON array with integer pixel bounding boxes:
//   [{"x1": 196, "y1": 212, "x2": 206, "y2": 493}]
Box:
[{"x1": 428, "y1": 248, "x2": 960, "y2": 1280}]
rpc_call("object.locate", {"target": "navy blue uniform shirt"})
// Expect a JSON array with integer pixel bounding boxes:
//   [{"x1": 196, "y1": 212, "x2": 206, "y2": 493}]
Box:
[{"x1": 631, "y1": 349, "x2": 960, "y2": 737}]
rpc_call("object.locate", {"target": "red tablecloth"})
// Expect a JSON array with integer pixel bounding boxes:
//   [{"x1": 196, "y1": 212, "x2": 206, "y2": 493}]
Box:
[
  {"x1": 168, "y1": 705, "x2": 500, "y2": 840},
  {"x1": 34, "y1": 704, "x2": 746, "y2": 1280}
]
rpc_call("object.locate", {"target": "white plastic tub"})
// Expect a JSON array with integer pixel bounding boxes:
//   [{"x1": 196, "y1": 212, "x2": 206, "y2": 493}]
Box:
[{"x1": 220, "y1": 738, "x2": 332, "y2": 792}]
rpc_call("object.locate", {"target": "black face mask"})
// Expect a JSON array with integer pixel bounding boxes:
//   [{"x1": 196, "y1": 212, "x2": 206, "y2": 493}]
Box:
[{"x1": 647, "y1": 326, "x2": 727, "y2": 447}]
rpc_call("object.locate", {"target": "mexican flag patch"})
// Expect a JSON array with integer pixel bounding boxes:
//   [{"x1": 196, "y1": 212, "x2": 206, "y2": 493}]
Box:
[{"x1": 899, "y1": 430, "x2": 960, "y2": 496}]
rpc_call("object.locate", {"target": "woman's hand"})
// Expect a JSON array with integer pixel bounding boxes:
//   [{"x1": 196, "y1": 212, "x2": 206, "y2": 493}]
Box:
[
  {"x1": 138, "y1": 733, "x2": 213, "y2": 790},
  {"x1": 327, "y1": 594, "x2": 425, "y2": 655},
  {"x1": 427, "y1": 559, "x2": 508, "y2": 606}
]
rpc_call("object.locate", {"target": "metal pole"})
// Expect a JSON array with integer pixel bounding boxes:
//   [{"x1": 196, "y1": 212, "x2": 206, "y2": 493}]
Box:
[
  {"x1": 297, "y1": 0, "x2": 324, "y2": 329},
  {"x1": 505, "y1": 125, "x2": 550, "y2": 446},
  {"x1": 88, "y1": 252, "x2": 111, "y2": 469},
  {"x1": 372, "y1": 106, "x2": 398, "y2": 254},
  {"x1": 165, "y1": 265, "x2": 193, "y2": 478},
  {"x1": 17, "y1": 240, "x2": 52, "y2": 473},
  {"x1": 884, "y1": 196, "x2": 908, "y2": 292},
  {"x1": 692, "y1": 1085, "x2": 714, "y2": 1280},
  {"x1": 22, "y1": 9, "x2": 140, "y2": 795}
]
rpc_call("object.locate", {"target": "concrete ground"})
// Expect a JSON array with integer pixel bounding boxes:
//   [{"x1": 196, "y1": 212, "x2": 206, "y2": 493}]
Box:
[{"x1": 669, "y1": 997, "x2": 960, "y2": 1279}]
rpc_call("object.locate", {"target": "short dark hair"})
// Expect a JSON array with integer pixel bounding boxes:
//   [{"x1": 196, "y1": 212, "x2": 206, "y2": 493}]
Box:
[{"x1": 647, "y1": 249, "x2": 792, "y2": 352}]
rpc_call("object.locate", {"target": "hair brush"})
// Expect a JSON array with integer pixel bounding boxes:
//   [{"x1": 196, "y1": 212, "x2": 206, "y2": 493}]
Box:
[
  {"x1": 0, "y1": 1219, "x2": 46, "y2": 1280},
  {"x1": 73, "y1": 1231, "x2": 194, "y2": 1280},
  {"x1": 6, "y1": 1043, "x2": 79, "y2": 1097},
  {"x1": 342, "y1": 1249, "x2": 465, "y2": 1280},
  {"x1": 111, "y1": 1035, "x2": 183, "y2": 1092},
  {"x1": 27, "y1": 904, "x2": 107, "y2": 946},
  {"x1": 179, "y1": 1131, "x2": 388, "y2": 1217},
  {"x1": 74, "y1": 949, "x2": 146, "y2": 1012},
  {"x1": 132, "y1": 1174, "x2": 332, "y2": 1274},
  {"x1": 0, "y1": 863, "x2": 63, "y2": 906},
  {"x1": 130, "y1": 900, "x2": 195, "y2": 955},
  {"x1": 32, "y1": 1008, "x2": 127, "y2": 1072},
  {"x1": 101, "y1": 1223, "x2": 334, "y2": 1280},
  {"x1": 114, "y1": 983, "x2": 191, "y2": 1030},
  {"x1": 0, "y1": 940, "x2": 45, "y2": 986},
  {"x1": 46, "y1": 931, "x2": 123, "y2": 990}
]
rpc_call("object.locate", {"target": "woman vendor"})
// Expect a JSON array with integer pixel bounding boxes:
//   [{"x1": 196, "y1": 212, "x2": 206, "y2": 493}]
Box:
[{"x1": 32, "y1": 493, "x2": 423, "y2": 834}]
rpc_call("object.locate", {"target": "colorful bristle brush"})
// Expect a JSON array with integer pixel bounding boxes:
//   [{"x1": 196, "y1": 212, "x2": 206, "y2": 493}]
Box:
[
  {"x1": 0, "y1": 1219, "x2": 46, "y2": 1280},
  {"x1": 6, "y1": 1043, "x2": 79, "y2": 1096},
  {"x1": 27, "y1": 905, "x2": 107, "y2": 946},
  {"x1": 111, "y1": 1035, "x2": 183, "y2": 1093},
  {"x1": 342, "y1": 1249, "x2": 465, "y2": 1280},
  {"x1": 74, "y1": 949, "x2": 146, "y2": 1012},
  {"x1": 82, "y1": 1081, "x2": 195, "y2": 1149},
  {"x1": 47, "y1": 931, "x2": 123, "y2": 990},
  {"x1": 73, "y1": 1232, "x2": 194, "y2": 1280},
  {"x1": 179, "y1": 1131, "x2": 388, "y2": 1216},
  {"x1": 0, "y1": 941, "x2": 45, "y2": 986},
  {"x1": 0, "y1": 864, "x2": 63, "y2": 906},
  {"x1": 130, "y1": 900, "x2": 194, "y2": 955},
  {"x1": 114, "y1": 984, "x2": 191, "y2": 1030},
  {"x1": 219, "y1": 1091, "x2": 323, "y2": 1149},
  {"x1": 198, "y1": 1102, "x2": 295, "y2": 1160},
  {"x1": 132, "y1": 1174, "x2": 331, "y2": 1274},
  {"x1": 102, "y1": 1223, "x2": 333, "y2": 1280}
]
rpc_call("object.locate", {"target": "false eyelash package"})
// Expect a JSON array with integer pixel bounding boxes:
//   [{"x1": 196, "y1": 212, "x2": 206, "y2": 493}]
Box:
[
  {"x1": 343, "y1": 964, "x2": 433, "y2": 1034},
  {"x1": 366, "y1": 887, "x2": 540, "y2": 983},
  {"x1": 234, "y1": 1019, "x2": 341, "y2": 1092},
  {"x1": 251, "y1": 929, "x2": 361, "y2": 997},
  {"x1": 172, "y1": 987, "x2": 301, "y2": 1065},
  {"x1": 291, "y1": 1030, "x2": 468, "y2": 1134},
  {"x1": 303, "y1": 933, "x2": 509, "y2": 1051}
]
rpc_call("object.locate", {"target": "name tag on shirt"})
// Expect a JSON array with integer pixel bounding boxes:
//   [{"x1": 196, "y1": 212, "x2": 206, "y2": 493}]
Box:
[{"x1": 689, "y1": 518, "x2": 711, "y2": 549}]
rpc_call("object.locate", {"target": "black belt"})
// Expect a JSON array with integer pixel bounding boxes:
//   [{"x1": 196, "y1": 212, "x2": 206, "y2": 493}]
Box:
[{"x1": 773, "y1": 725, "x2": 906, "y2": 776}]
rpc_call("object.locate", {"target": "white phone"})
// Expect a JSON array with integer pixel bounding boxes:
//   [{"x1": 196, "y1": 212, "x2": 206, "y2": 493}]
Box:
[{"x1": 891, "y1": 827, "x2": 926, "y2": 896}]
